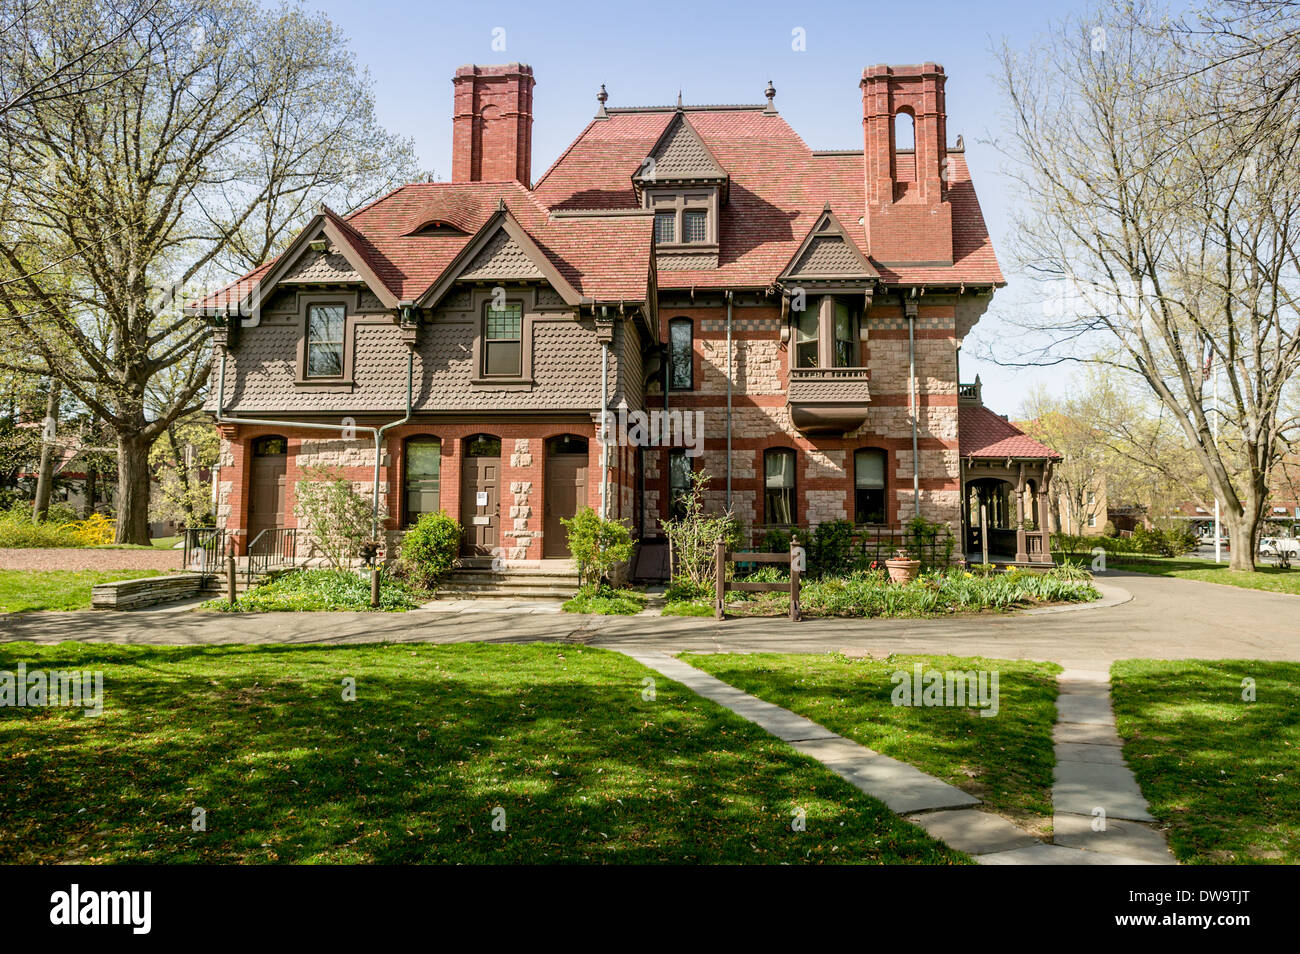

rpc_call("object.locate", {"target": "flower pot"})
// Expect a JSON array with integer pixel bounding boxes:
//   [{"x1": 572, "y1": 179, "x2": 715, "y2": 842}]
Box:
[{"x1": 884, "y1": 549, "x2": 920, "y2": 584}]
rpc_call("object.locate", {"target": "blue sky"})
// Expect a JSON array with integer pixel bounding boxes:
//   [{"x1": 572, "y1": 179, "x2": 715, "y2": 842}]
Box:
[{"x1": 309, "y1": 0, "x2": 1094, "y2": 413}]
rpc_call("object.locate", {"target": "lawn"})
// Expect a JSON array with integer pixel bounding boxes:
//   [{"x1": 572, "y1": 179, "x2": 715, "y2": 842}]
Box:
[
  {"x1": 1110, "y1": 659, "x2": 1300, "y2": 865},
  {"x1": 1058, "y1": 551, "x2": 1300, "y2": 595},
  {"x1": 682, "y1": 652, "x2": 1061, "y2": 831},
  {"x1": 201, "y1": 569, "x2": 422, "y2": 612},
  {"x1": 0, "y1": 569, "x2": 166, "y2": 612},
  {"x1": 562, "y1": 584, "x2": 646, "y2": 615},
  {"x1": 0, "y1": 642, "x2": 966, "y2": 864}
]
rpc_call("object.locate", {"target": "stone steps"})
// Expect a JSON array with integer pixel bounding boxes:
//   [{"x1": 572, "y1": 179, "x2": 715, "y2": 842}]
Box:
[{"x1": 434, "y1": 564, "x2": 581, "y2": 601}]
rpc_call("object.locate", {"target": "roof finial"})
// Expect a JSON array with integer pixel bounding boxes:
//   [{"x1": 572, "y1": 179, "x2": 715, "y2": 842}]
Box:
[
  {"x1": 676, "y1": 89, "x2": 683, "y2": 110},
  {"x1": 764, "y1": 79, "x2": 776, "y2": 114},
  {"x1": 595, "y1": 83, "x2": 609, "y2": 119}
]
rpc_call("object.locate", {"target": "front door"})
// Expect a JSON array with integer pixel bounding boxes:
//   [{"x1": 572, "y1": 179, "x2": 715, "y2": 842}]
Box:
[
  {"x1": 248, "y1": 436, "x2": 287, "y2": 543},
  {"x1": 460, "y1": 435, "x2": 500, "y2": 556},
  {"x1": 544, "y1": 435, "x2": 589, "y2": 558}
]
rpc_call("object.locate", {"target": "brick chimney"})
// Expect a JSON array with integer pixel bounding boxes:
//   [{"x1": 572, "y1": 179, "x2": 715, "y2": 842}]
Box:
[
  {"x1": 861, "y1": 63, "x2": 953, "y2": 265},
  {"x1": 452, "y1": 63, "x2": 535, "y2": 185}
]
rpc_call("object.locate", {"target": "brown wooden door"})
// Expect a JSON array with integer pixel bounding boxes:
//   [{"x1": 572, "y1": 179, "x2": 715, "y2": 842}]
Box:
[
  {"x1": 545, "y1": 435, "x2": 589, "y2": 558},
  {"x1": 460, "y1": 445, "x2": 500, "y2": 556},
  {"x1": 248, "y1": 437, "x2": 287, "y2": 541}
]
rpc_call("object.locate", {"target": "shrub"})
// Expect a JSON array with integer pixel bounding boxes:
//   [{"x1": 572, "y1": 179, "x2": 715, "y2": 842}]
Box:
[
  {"x1": 562, "y1": 583, "x2": 645, "y2": 615},
  {"x1": 0, "y1": 508, "x2": 116, "y2": 547},
  {"x1": 810, "y1": 519, "x2": 854, "y2": 577},
  {"x1": 293, "y1": 466, "x2": 379, "y2": 569},
  {"x1": 660, "y1": 469, "x2": 743, "y2": 588},
  {"x1": 760, "y1": 528, "x2": 791, "y2": 553},
  {"x1": 202, "y1": 568, "x2": 419, "y2": 612},
  {"x1": 665, "y1": 575, "x2": 711, "y2": 603},
  {"x1": 398, "y1": 511, "x2": 461, "y2": 589},
  {"x1": 562, "y1": 507, "x2": 633, "y2": 586},
  {"x1": 905, "y1": 515, "x2": 955, "y2": 569}
]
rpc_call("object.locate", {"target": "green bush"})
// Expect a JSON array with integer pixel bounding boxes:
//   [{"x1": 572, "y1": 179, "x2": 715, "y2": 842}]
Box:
[
  {"x1": 398, "y1": 511, "x2": 461, "y2": 589},
  {"x1": 562, "y1": 583, "x2": 645, "y2": 615},
  {"x1": 760, "y1": 528, "x2": 792, "y2": 553},
  {"x1": 202, "y1": 569, "x2": 420, "y2": 612},
  {"x1": 810, "y1": 519, "x2": 854, "y2": 577},
  {"x1": 665, "y1": 575, "x2": 711, "y2": 603},
  {"x1": 562, "y1": 507, "x2": 633, "y2": 586},
  {"x1": 0, "y1": 508, "x2": 116, "y2": 547}
]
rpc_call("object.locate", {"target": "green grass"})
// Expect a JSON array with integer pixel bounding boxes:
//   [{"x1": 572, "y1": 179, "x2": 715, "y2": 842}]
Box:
[
  {"x1": 1058, "y1": 551, "x2": 1300, "y2": 595},
  {"x1": 201, "y1": 569, "x2": 421, "y2": 612},
  {"x1": 561, "y1": 584, "x2": 646, "y2": 615},
  {"x1": 1111, "y1": 659, "x2": 1300, "y2": 864},
  {"x1": 0, "y1": 569, "x2": 167, "y2": 612},
  {"x1": 0, "y1": 642, "x2": 966, "y2": 864},
  {"x1": 662, "y1": 600, "x2": 714, "y2": 617},
  {"x1": 682, "y1": 652, "x2": 1061, "y2": 830}
]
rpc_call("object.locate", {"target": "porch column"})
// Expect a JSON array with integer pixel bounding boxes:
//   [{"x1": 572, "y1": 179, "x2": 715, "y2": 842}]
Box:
[
  {"x1": 1015, "y1": 463, "x2": 1028, "y2": 563},
  {"x1": 1038, "y1": 463, "x2": 1053, "y2": 563}
]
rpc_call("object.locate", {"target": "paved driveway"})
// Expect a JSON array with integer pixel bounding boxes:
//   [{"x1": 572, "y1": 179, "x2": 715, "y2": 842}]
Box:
[{"x1": 0, "y1": 571, "x2": 1296, "y2": 665}]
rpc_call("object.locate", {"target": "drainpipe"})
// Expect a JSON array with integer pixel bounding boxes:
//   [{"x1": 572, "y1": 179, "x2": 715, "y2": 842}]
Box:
[
  {"x1": 725, "y1": 290, "x2": 733, "y2": 510},
  {"x1": 600, "y1": 324, "x2": 610, "y2": 521},
  {"x1": 214, "y1": 308, "x2": 417, "y2": 546},
  {"x1": 907, "y1": 297, "x2": 920, "y2": 516}
]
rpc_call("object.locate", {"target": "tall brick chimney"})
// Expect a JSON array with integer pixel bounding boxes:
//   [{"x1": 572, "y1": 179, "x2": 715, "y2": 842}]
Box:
[
  {"x1": 861, "y1": 63, "x2": 952, "y2": 265},
  {"x1": 452, "y1": 63, "x2": 535, "y2": 185}
]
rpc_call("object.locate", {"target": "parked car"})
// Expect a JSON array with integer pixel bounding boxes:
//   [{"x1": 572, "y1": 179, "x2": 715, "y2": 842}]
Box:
[{"x1": 1260, "y1": 536, "x2": 1300, "y2": 557}]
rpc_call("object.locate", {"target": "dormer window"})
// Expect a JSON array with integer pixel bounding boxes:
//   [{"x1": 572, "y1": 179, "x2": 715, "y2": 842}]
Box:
[{"x1": 646, "y1": 190, "x2": 716, "y2": 248}]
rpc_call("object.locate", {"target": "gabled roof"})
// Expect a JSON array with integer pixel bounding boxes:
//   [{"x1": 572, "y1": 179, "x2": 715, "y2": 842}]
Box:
[
  {"x1": 960, "y1": 404, "x2": 1061, "y2": 460},
  {"x1": 780, "y1": 205, "x2": 880, "y2": 283},
  {"x1": 416, "y1": 203, "x2": 583, "y2": 309},
  {"x1": 633, "y1": 111, "x2": 728, "y2": 188}
]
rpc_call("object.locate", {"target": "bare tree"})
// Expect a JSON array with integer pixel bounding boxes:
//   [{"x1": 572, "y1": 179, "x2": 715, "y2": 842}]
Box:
[
  {"x1": 0, "y1": 0, "x2": 420, "y2": 542},
  {"x1": 993, "y1": 1, "x2": 1300, "y2": 570}
]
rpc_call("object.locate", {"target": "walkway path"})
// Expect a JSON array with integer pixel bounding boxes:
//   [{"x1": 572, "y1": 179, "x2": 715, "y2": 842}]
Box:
[{"x1": 620, "y1": 649, "x2": 1176, "y2": 865}]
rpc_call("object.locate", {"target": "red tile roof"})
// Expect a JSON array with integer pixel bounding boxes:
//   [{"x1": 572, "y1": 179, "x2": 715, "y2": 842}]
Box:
[
  {"x1": 959, "y1": 404, "x2": 1061, "y2": 460},
  {"x1": 198, "y1": 100, "x2": 1002, "y2": 309}
]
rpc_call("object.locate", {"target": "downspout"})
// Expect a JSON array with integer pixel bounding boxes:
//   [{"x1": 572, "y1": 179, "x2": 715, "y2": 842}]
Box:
[
  {"x1": 600, "y1": 319, "x2": 610, "y2": 521},
  {"x1": 907, "y1": 298, "x2": 920, "y2": 516},
  {"x1": 725, "y1": 290, "x2": 733, "y2": 510},
  {"x1": 214, "y1": 306, "x2": 417, "y2": 547}
]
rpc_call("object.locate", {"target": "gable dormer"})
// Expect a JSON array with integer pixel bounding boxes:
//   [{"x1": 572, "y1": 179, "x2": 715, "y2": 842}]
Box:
[{"x1": 633, "y1": 110, "x2": 728, "y2": 269}]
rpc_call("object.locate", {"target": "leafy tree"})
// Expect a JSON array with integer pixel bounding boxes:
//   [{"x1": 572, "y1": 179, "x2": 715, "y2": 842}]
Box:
[
  {"x1": 0, "y1": 0, "x2": 420, "y2": 542},
  {"x1": 149, "y1": 414, "x2": 219, "y2": 527},
  {"x1": 292, "y1": 466, "x2": 378, "y2": 569}
]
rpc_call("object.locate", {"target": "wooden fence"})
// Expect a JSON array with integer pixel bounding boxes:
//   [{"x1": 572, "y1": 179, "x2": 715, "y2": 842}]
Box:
[{"x1": 714, "y1": 537, "x2": 804, "y2": 621}]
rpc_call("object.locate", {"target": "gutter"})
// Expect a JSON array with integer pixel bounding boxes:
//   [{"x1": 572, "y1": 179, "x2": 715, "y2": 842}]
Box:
[{"x1": 214, "y1": 304, "x2": 417, "y2": 546}]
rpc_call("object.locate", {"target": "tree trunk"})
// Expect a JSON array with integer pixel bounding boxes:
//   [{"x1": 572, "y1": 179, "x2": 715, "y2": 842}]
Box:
[
  {"x1": 1225, "y1": 510, "x2": 1258, "y2": 572},
  {"x1": 115, "y1": 430, "x2": 153, "y2": 544},
  {"x1": 84, "y1": 464, "x2": 97, "y2": 518},
  {"x1": 31, "y1": 378, "x2": 61, "y2": 522}
]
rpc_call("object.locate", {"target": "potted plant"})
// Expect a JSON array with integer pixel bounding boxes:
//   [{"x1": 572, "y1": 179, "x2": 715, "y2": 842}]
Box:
[{"x1": 884, "y1": 546, "x2": 921, "y2": 584}]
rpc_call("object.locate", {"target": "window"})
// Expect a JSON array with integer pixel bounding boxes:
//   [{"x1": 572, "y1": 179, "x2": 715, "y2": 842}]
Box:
[
  {"x1": 854, "y1": 449, "x2": 886, "y2": 525},
  {"x1": 253, "y1": 435, "x2": 287, "y2": 456},
  {"x1": 1087, "y1": 514, "x2": 1097, "y2": 529},
  {"x1": 306, "y1": 304, "x2": 345, "y2": 377},
  {"x1": 764, "y1": 448, "x2": 796, "y2": 526},
  {"x1": 795, "y1": 308, "x2": 819, "y2": 369},
  {"x1": 668, "y1": 450, "x2": 692, "y2": 522},
  {"x1": 834, "y1": 301, "x2": 855, "y2": 367},
  {"x1": 647, "y1": 191, "x2": 713, "y2": 246},
  {"x1": 654, "y1": 212, "x2": 676, "y2": 245},
  {"x1": 669, "y1": 318, "x2": 693, "y2": 390},
  {"x1": 465, "y1": 434, "x2": 501, "y2": 457},
  {"x1": 483, "y1": 302, "x2": 523, "y2": 377},
  {"x1": 403, "y1": 437, "x2": 441, "y2": 526},
  {"x1": 683, "y1": 210, "x2": 708, "y2": 243}
]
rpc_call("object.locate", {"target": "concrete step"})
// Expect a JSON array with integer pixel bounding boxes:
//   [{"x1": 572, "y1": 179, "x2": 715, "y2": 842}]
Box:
[
  {"x1": 433, "y1": 584, "x2": 577, "y2": 600},
  {"x1": 443, "y1": 573, "x2": 580, "y2": 587}
]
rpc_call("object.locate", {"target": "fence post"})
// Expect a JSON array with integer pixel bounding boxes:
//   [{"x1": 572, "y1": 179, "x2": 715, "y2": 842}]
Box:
[
  {"x1": 789, "y1": 534, "x2": 801, "y2": 622},
  {"x1": 714, "y1": 539, "x2": 725, "y2": 620},
  {"x1": 226, "y1": 553, "x2": 236, "y2": 606},
  {"x1": 370, "y1": 568, "x2": 381, "y2": 608}
]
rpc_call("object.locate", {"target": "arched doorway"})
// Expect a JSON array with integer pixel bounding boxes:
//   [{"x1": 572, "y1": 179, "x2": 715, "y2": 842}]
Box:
[
  {"x1": 966, "y1": 477, "x2": 1015, "y2": 559},
  {"x1": 248, "y1": 436, "x2": 287, "y2": 542},
  {"x1": 544, "y1": 434, "x2": 588, "y2": 558},
  {"x1": 403, "y1": 436, "x2": 441, "y2": 527},
  {"x1": 460, "y1": 434, "x2": 501, "y2": 556}
]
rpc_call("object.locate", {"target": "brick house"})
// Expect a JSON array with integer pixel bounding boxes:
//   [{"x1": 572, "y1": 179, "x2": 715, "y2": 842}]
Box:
[{"x1": 195, "y1": 61, "x2": 1058, "y2": 569}]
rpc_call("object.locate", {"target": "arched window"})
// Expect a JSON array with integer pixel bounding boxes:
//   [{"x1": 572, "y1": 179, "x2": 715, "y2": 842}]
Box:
[
  {"x1": 854, "y1": 449, "x2": 887, "y2": 525},
  {"x1": 764, "y1": 448, "x2": 797, "y2": 526},
  {"x1": 668, "y1": 449, "x2": 692, "y2": 522},
  {"x1": 403, "y1": 436, "x2": 441, "y2": 526},
  {"x1": 464, "y1": 433, "x2": 501, "y2": 457},
  {"x1": 894, "y1": 110, "x2": 916, "y2": 178},
  {"x1": 669, "y1": 317, "x2": 693, "y2": 390},
  {"x1": 252, "y1": 435, "x2": 287, "y2": 456}
]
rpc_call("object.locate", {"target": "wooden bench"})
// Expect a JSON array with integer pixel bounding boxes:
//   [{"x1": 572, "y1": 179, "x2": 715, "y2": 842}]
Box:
[{"x1": 91, "y1": 573, "x2": 204, "y2": 610}]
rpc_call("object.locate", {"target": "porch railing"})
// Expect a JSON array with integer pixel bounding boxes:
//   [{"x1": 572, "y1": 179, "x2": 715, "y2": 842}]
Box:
[
  {"x1": 246, "y1": 527, "x2": 297, "y2": 587},
  {"x1": 183, "y1": 527, "x2": 227, "y2": 583}
]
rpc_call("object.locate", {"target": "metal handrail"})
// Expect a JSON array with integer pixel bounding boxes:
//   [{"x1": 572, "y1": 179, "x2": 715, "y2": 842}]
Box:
[
  {"x1": 245, "y1": 527, "x2": 297, "y2": 587},
  {"x1": 183, "y1": 528, "x2": 227, "y2": 584}
]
